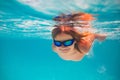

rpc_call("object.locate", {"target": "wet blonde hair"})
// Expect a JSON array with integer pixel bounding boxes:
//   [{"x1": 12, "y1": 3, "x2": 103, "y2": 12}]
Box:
[
  {"x1": 53, "y1": 12, "x2": 95, "y2": 22},
  {"x1": 52, "y1": 12, "x2": 94, "y2": 53}
]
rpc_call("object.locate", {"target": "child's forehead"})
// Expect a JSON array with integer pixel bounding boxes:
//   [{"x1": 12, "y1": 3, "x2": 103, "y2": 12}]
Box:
[
  {"x1": 57, "y1": 33, "x2": 71, "y2": 36},
  {"x1": 55, "y1": 33, "x2": 73, "y2": 41}
]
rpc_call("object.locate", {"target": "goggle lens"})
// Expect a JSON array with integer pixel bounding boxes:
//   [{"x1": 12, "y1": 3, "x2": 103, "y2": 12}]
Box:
[{"x1": 54, "y1": 39, "x2": 74, "y2": 47}]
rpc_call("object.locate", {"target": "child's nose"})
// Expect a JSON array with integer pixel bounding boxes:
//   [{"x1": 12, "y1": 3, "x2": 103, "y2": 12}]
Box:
[{"x1": 61, "y1": 44, "x2": 66, "y2": 48}]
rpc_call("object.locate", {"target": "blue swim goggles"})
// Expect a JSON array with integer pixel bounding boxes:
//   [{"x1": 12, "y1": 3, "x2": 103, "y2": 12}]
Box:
[{"x1": 53, "y1": 39, "x2": 75, "y2": 47}]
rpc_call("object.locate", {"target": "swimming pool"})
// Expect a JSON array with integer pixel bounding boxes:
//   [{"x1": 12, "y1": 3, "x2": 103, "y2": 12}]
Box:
[{"x1": 0, "y1": 0, "x2": 120, "y2": 80}]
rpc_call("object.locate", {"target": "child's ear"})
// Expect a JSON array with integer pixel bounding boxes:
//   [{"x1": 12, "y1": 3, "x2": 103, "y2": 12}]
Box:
[
  {"x1": 52, "y1": 43, "x2": 55, "y2": 48},
  {"x1": 74, "y1": 40, "x2": 76, "y2": 43},
  {"x1": 74, "y1": 41, "x2": 77, "y2": 44}
]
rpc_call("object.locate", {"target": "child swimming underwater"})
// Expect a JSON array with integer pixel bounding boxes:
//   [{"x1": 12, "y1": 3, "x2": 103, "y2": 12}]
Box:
[{"x1": 52, "y1": 12, "x2": 106, "y2": 61}]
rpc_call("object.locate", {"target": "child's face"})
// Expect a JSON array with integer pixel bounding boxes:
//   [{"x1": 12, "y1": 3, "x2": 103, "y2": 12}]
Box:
[{"x1": 54, "y1": 33, "x2": 76, "y2": 54}]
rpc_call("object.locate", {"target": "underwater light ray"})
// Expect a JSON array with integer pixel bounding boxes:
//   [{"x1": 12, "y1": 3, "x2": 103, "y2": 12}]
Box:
[
  {"x1": 17, "y1": 0, "x2": 120, "y2": 15},
  {"x1": 0, "y1": 0, "x2": 120, "y2": 40}
]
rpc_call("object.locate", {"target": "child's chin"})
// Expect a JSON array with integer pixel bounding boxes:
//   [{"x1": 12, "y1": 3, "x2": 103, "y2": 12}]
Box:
[
  {"x1": 59, "y1": 49, "x2": 70, "y2": 53},
  {"x1": 63, "y1": 58, "x2": 81, "y2": 62}
]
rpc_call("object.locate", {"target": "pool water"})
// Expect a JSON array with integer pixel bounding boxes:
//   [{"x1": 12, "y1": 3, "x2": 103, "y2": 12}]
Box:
[{"x1": 0, "y1": 0, "x2": 120, "y2": 80}]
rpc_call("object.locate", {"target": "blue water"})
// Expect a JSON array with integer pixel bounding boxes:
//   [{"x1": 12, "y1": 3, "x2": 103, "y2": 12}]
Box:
[{"x1": 0, "y1": 0, "x2": 120, "y2": 80}]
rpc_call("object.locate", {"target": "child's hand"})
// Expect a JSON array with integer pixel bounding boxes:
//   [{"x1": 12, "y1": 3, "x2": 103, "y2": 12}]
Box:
[{"x1": 95, "y1": 34, "x2": 107, "y2": 41}]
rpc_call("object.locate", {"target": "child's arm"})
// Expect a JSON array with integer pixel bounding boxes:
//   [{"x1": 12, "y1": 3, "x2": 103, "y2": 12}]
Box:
[
  {"x1": 78, "y1": 33, "x2": 95, "y2": 54},
  {"x1": 94, "y1": 34, "x2": 107, "y2": 41},
  {"x1": 78, "y1": 39, "x2": 91, "y2": 54},
  {"x1": 78, "y1": 33, "x2": 107, "y2": 54}
]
